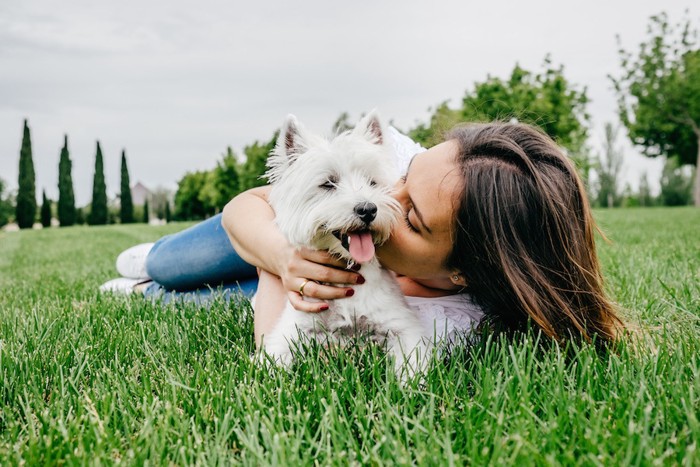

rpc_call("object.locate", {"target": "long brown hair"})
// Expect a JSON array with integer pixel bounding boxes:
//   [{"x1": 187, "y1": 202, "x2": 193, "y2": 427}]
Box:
[{"x1": 447, "y1": 123, "x2": 623, "y2": 348}]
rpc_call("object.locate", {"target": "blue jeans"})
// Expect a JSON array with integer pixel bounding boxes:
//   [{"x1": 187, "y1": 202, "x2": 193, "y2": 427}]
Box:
[{"x1": 143, "y1": 214, "x2": 259, "y2": 303}]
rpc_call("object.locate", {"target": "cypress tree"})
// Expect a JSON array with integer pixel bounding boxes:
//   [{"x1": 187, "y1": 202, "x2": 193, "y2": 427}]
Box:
[
  {"x1": 164, "y1": 201, "x2": 171, "y2": 223},
  {"x1": 119, "y1": 150, "x2": 135, "y2": 223},
  {"x1": 40, "y1": 190, "x2": 52, "y2": 227},
  {"x1": 142, "y1": 199, "x2": 150, "y2": 223},
  {"x1": 57, "y1": 135, "x2": 76, "y2": 226},
  {"x1": 16, "y1": 119, "x2": 37, "y2": 229},
  {"x1": 89, "y1": 141, "x2": 108, "y2": 225}
]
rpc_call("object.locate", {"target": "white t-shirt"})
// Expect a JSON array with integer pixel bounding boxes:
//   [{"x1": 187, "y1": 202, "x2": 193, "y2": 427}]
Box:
[{"x1": 386, "y1": 126, "x2": 485, "y2": 344}]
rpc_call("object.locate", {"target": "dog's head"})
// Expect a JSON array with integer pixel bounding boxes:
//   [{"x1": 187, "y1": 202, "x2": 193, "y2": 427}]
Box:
[{"x1": 266, "y1": 111, "x2": 401, "y2": 263}]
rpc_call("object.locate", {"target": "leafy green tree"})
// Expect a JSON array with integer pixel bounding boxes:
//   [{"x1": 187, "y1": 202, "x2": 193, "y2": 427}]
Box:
[
  {"x1": 595, "y1": 123, "x2": 625, "y2": 207},
  {"x1": 659, "y1": 156, "x2": 693, "y2": 206},
  {"x1": 16, "y1": 119, "x2": 37, "y2": 229},
  {"x1": 57, "y1": 135, "x2": 76, "y2": 227},
  {"x1": 174, "y1": 171, "x2": 209, "y2": 220},
  {"x1": 89, "y1": 141, "x2": 108, "y2": 225},
  {"x1": 173, "y1": 134, "x2": 277, "y2": 221},
  {"x1": 40, "y1": 190, "x2": 52, "y2": 227},
  {"x1": 119, "y1": 150, "x2": 135, "y2": 224},
  {"x1": 410, "y1": 59, "x2": 590, "y2": 158},
  {"x1": 612, "y1": 12, "x2": 700, "y2": 206},
  {"x1": 198, "y1": 171, "x2": 221, "y2": 215},
  {"x1": 0, "y1": 178, "x2": 15, "y2": 227},
  {"x1": 199, "y1": 147, "x2": 241, "y2": 213},
  {"x1": 238, "y1": 133, "x2": 278, "y2": 192},
  {"x1": 143, "y1": 199, "x2": 150, "y2": 223},
  {"x1": 409, "y1": 102, "x2": 461, "y2": 148},
  {"x1": 215, "y1": 147, "x2": 241, "y2": 205}
]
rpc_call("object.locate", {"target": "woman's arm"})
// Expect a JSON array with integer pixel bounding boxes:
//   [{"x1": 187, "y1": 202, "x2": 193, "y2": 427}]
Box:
[
  {"x1": 221, "y1": 185, "x2": 287, "y2": 274},
  {"x1": 221, "y1": 186, "x2": 363, "y2": 312}
]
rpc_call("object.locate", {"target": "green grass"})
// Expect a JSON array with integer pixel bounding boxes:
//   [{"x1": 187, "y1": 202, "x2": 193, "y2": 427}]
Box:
[{"x1": 0, "y1": 208, "x2": 698, "y2": 465}]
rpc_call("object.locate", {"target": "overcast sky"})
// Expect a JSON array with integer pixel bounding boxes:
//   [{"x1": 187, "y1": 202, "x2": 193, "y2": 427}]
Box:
[{"x1": 0, "y1": 0, "x2": 695, "y2": 205}]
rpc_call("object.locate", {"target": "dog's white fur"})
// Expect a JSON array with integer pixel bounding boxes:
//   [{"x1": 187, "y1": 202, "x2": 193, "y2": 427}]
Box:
[{"x1": 262, "y1": 112, "x2": 429, "y2": 377}]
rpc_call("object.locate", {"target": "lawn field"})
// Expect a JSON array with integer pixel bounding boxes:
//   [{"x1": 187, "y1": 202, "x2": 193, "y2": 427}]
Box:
[{"x1": 0, "y1": 208, "x2": 698, "y2": 465}]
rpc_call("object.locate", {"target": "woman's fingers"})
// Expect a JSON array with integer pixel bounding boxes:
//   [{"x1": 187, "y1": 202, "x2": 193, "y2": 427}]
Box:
[
  {"x1": 279, "y1": 247, "x2": 364, "y2": 314},
  {"x1": 298, "y1": 279, "x2": 354, "y2": 300},
  {"x1": 288, "y1": 278, "x2": 358, "y2": 313},
  {"x1": 305, "y1": 263, "x2": 362, "y2": 285},
  {"x1": 287, "y1": 292, "x2": 329, "y2": 313},
  {"x1": 297, "y1": 247, "x2": 352, "y2": 270},
  {"x1": 286, "y1": 258, "x2": 361, "y2": 286}
]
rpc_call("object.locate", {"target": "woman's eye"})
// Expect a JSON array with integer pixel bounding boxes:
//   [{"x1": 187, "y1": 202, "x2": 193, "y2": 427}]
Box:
[{"x1": 404, "y1": 210, "x2": 419, "y2": 233}]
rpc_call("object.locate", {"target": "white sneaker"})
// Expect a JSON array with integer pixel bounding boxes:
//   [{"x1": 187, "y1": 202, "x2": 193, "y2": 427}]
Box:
[
  {"x1": 116, "y1": 242, "x2": 155, "y2": 279},
  {"x1": 99, "y1": 278, "x2": 142, "y2": 295}
]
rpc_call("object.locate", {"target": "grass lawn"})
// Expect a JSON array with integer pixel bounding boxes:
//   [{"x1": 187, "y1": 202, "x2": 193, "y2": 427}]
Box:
[{"x1": 0, "y1": 208, "x2": 698, "y2": 465}]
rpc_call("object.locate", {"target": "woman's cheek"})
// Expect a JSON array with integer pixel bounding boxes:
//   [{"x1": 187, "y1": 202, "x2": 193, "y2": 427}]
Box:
[
  {"x1": 377, "y1": 228, "x2": 415, "y2": 266},
  {"x1": 385, "y1": 227, "x2": 409, "y2": 254},
  {"x1": 377, "y1": 231, "x2": 405, "y2": 268}
]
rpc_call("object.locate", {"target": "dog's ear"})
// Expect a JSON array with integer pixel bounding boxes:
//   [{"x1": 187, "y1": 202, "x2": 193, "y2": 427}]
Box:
[
  {"x1": 354, "y1": 110, "x2": 384, "y2": 145},
  {"x1": 280, "y1": 114, "x2": 308, "y2": 157},
  {"x1": 265, "y1": 115, "x2": 308, "y2": 183}
]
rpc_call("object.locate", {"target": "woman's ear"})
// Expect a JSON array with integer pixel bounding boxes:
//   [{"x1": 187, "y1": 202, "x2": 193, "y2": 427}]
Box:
[{"x1": 450, "y1": 272, "x2": 468, "y2": 287}]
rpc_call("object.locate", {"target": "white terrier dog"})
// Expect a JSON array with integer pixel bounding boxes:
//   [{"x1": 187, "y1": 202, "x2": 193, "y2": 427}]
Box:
[{"x1": 261, "y1": 112, "x2": 430, "y2": 377}]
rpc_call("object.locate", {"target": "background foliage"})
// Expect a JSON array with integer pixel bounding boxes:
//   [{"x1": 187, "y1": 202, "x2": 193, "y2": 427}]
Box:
[
  {"x1": 0, "y1": 178, "x2": 14, "y2": 228},
  {"x1": 612, "y1": 12, "x2": 700, "y2": 205},
  {"x1": 3, "y1": 12, "x2": 699, "y2": 228},
  {"x1": 409, "y1": 59, "x2": 589, "y2": 155},
  {"x1": 173, "y1": 133, "x2": 277, "y2": 220}
]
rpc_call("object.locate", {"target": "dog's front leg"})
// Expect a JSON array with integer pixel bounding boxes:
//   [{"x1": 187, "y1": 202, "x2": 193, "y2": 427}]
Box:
[{"x1": 262, "y1": 304, "x2": 307, "y2": 367}]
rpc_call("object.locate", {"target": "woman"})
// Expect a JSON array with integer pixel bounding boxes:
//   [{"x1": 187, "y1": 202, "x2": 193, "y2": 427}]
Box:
[{"x1": 104, "y1": 121, "x2": 623, "y2": 348}]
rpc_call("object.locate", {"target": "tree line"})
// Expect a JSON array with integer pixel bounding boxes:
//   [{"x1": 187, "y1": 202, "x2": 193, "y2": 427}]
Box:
[
  {"x1": 172, "y1": 135, "x2": 277, "y2": 220},
  {"x1": 2, "y1": 119, "x2": 158, "y2": 229},
  {"x1": 1, "y1": 11, "x2": 697, "y2": 229}
]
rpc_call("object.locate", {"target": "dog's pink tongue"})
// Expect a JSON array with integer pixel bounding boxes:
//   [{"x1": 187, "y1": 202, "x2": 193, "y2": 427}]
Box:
[{"x1": 348, "y1": 232, "x2": 375, "y2": 263}]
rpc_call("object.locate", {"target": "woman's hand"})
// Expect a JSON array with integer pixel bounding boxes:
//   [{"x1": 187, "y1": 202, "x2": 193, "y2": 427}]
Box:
[
  {"x1": 222, "y1": 186, "x2": 362, "y2": 314},
  {"x1": 277, "y1": 245, "x2": 364, "y2": 313}
]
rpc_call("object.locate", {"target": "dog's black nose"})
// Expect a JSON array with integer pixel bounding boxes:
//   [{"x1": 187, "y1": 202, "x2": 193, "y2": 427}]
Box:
[{"x1": 354, "y1": 202, "x2": 377, "y2": 224}]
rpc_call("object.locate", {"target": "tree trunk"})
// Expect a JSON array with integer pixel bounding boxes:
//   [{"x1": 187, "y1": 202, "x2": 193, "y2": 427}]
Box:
[{"x1": 695, "y1": 137, "x2": 700, "y2": 207}]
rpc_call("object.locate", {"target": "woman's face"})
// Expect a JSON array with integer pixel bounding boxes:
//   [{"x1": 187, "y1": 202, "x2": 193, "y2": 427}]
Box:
[{"x1": 377, "y1": 139, "x2": 462, "y2": 282}]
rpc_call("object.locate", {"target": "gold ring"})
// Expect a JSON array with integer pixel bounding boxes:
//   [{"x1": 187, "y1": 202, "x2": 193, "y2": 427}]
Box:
[{"x1": 299, "y1": 279, "x2": 310, "y2": 297}]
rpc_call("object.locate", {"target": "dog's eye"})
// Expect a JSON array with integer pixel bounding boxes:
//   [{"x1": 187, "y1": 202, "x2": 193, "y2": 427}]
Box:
[
  {"x1": 320, "y1": 175, "x2": 338, "y2": 190},
  {"x1": 369, "y1": 179, "x2": 377, "y2": 187}
]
